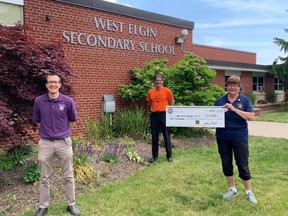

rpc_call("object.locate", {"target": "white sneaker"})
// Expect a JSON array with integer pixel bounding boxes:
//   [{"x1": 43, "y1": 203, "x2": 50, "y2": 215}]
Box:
[
  {"x1": 246, "y1": 192, "x2": 257, "y2": 204},
  {"x1": 223, "y1": 189, "x2": 238, "y2": 200}
]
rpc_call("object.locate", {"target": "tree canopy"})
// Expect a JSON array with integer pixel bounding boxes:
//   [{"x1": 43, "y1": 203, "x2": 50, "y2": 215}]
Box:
[
  {"x1": 273, "y1": 27, "x2": 288, "y2": 92},
  {"x1": 0, "y1": 23, "x2": 77, "y2": 143}
]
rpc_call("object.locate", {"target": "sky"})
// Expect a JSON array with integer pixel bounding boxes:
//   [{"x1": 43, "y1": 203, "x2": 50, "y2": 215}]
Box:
[{"x1": 103, "y1": 0, "x2": 288, "y2": 65}]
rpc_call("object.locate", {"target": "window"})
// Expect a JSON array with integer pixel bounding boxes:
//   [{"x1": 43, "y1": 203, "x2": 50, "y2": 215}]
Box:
[
  {"x1": 253, "y1": 77, "x2": 264, "y2": 92},
  {"x1": 0, "y1": 1, "x2": 24, "y2": 26},
  {"x1": 274, "y1": 78, "x2": 283, "y2": 91}
]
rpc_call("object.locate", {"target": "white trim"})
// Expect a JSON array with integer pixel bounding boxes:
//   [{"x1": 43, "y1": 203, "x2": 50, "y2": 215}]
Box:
[
  {"x1": 0, "y1": 0, "x2": 23, "y2": 6},
  {"x1": 225, "y1": 71, "x2": 241, "y2": 77},
  {"x1": 208, "y1": 65, "x2": 268, "y2": 73}
]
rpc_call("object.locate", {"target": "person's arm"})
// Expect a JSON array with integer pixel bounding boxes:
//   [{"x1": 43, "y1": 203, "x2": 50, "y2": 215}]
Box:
[
  {"x1": 223, "y1": 103, "x2": 255, "y2": 121},
  {"x1": 169, "y1": 100, "x2": 175, "y2": 105},
  {"x1": 69, "y1": 121, "x2": 76, "y2": 129}
]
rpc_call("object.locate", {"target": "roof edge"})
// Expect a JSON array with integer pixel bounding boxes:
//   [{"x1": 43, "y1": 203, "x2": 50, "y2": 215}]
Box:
[
  {"x1": 206, "y1": 59, "x2": 272, "y2": 73},
  {"x1": 55, "y1": 0, "x2": 194, "y2": 29}
]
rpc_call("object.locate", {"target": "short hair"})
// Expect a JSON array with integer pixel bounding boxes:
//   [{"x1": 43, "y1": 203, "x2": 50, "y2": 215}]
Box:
[
  {"x1": 154, "y1": 74, "x2": 164, "y2": 81},
  {"x1": 226, "y1": 75, "x2": 241, "y2": 86},
  {"x1": 46, "y1": 74, "x2": 61, "y2": 83}
]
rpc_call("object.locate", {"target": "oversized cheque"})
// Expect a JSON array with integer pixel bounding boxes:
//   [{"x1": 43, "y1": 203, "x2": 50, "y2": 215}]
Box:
[{"x1": 166, "y1": 106, "x2": 225, "y2": 128}]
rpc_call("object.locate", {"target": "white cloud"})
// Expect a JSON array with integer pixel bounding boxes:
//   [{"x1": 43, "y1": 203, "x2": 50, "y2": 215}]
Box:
[
  {"x1": 201, "y1": 0, "x2": 288, "y2": 14},
  {"x1": 196, "y1": 18, "x2": 277, "y2": 29}
]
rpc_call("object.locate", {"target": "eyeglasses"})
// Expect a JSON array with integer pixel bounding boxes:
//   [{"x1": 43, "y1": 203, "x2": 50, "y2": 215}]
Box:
[
  {"x1": 47, "y1": 81, "x2": 60, "y2": 84},
  {"x1": 227, "y1": 84, "x2": 239, "y2": 87}
]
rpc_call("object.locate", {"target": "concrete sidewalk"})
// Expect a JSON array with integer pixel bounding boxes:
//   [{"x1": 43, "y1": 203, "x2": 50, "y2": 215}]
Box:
[{"x1": 248, "y1": 121, "x2": 288, "y2": 139}]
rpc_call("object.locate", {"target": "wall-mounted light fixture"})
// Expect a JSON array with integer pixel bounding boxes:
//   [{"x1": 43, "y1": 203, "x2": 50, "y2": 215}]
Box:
[{"x1": 175, "y1": 29, "x2": 188, "y2": 44}]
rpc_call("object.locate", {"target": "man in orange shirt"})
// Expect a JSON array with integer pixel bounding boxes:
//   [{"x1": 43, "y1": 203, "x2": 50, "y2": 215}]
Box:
[{"x1": 146, "y1": 74, "x2": 175, "y2": 163}]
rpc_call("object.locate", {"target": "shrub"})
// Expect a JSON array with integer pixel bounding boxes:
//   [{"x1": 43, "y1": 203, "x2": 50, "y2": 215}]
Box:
[
  {"x1": 119, "y1": 58, "x2": 168, "y2": 101},
  {"x1": 72, "y1": 137, "x2": 97, "y2": 185},
  {"x1": 0, "y1": 23, "x2": 76, "y2": 142},
  {"x1": 84, "y1": 116, "x2": 114, "y2": 143},
  {"x1": 285, "y1": 91, "x2": 288, "y2": 103},
  {"x1": 245, "y1": 92, "x2": 256, "y2": 104},
  {"x1": 122, "y1": 136, "x2": 136, "y2": 149},
  {"x1": 113, "y1": 106, "x2": 149, "y2": 139},
  {"x1": 84, "y1": 119, "x2": 102, "y2": 143},
  {"x1": 119, "y1": 54, "x2": 224, "y2": 107},
  {"x1": 0, "y1": 156, "x2": 17, "y2": 171},
  {"x1": 167, "y1": 54, "x2": 222, "y2": 105},
  {"x1": 74, "y1": 164, "x2": 96, "y2": 185},
  {"x1": 267, "y1": 91, "x2": 277, "y2": 103},
  {"x1": 23, "y1": 164, "x2": 40, "y2": 184},
  {"x1": 6, "y1": 144, "x2": 33, "y2": 165},
  {"x1": 171, "y1": 127, "x2": 211, "y2": 138},
  {"x1": 278, "y1": 105, "x2": 288, "y2": 111},
  {"x1": 72, "y1": 139, "x2": 94, "y2": 167}
]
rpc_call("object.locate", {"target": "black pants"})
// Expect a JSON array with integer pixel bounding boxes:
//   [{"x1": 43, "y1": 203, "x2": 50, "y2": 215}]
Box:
[
  {"x1": 217, "y1": 138, "x2": 251, "y2": 180},
  {"x1": 150, "y1": 112, "x2": 172, "y2": 159}
]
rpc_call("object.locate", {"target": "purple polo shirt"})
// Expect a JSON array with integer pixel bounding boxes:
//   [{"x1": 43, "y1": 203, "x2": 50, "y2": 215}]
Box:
[{"x1": 33, "y1": 93, "x2": 77, "y2": 139}]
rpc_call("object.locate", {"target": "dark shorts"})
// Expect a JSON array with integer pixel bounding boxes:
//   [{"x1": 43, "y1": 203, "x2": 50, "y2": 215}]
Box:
[{"x1": 216, "y1": 138, "x2": 251, "y2": 180}]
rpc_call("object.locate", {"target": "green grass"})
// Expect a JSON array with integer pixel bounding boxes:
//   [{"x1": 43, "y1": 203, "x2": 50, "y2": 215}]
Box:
[
  {"x1": 20, "y1": 136, "x2": 288, "y2": 216},
  {"x1": 257, "y1": 107, "x2": 288, "y2": 123}
]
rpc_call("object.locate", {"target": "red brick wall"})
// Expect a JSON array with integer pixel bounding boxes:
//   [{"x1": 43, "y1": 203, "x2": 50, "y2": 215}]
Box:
[
  {"x1": 265, "y1": 75, "x2": 275, "y2": 100},
  {"x1": 193, "y1": 44, "x2": 256, "y2": 64},
  {"x1": 0, "y1": 0, "x2": 257, "y2": 148},
  {"x1": 24, "y1": 0, "x2": 194, "y2": 136},
  {"x1": 211, "y1": 70, "x2": 225, "y2": 88},
  {"x1": 240, "y1": 72, "x2": 253, "y2": 94},
  {"x1": 211, "y1": 70, "x2": 253, "y2": 94}
]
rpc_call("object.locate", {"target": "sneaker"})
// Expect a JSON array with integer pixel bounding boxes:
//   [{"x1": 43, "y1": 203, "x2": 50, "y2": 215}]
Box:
[
  {"x1": 223, "y1": 189, "x2": 238, "y2": 200},
  {"x1": 246, "y1": 192, "x2": 257, "y2": 204}
]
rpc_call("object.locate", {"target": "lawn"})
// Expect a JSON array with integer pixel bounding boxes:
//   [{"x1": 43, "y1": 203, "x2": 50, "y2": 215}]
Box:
[
  {"x1": 256, "y1": 106, "x2": 288, "y2": 123},
  {"x1": 20, "y1": 136, "x2": 288, "y2": 216}
]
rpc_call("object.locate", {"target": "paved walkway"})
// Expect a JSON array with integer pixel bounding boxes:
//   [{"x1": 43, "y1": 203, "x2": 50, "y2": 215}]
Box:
[{"x1": 248, "y1": 121, "x2": 288, "y2": 139}]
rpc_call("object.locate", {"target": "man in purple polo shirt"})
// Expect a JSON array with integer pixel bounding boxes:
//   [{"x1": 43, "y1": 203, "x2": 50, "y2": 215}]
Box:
[{"x1": 33, "y1": 74, "x2": 80, "y2": 216}]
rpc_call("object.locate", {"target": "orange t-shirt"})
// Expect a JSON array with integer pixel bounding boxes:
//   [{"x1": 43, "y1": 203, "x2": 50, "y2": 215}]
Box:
[{"x1": 146, "y1": 87, "x2": 174, "y2": 112}]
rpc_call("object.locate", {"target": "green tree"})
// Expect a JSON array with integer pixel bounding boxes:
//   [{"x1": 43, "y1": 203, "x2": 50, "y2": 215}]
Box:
[
  {"x1": 119, "y1": 54, "x2": 225, "y2": 106},
  {"x1": 119, "y1": 58, "x2": 168, "y2": 101},
  {"x1": 166, "y1": 54, "x2": 224, "y2": 105},
  {"x1": 273, "y1": 27, "x2": 288, "y2": 92},
  {"x1": 0, "y1": 24, "x2": 77, "y2": 143}
]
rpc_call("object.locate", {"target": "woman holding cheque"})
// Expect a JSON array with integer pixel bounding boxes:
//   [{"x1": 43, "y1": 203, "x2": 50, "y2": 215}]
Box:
[{"x1": 215, "y1": 75, "x2": 257, "y2": 204}]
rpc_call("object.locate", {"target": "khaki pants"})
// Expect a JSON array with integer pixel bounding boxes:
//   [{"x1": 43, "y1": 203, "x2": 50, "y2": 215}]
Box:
[{"x1": 38, "y1": 137, "x2": 75, "y2": 208}]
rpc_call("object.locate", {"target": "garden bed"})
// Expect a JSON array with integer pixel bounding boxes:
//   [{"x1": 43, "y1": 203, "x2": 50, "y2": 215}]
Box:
[{"x1": 0, "y1": 135, "x2": 214, "y2": 216}]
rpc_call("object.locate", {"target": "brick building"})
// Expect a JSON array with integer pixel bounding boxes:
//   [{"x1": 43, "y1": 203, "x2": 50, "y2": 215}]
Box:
[{"x1": 0, "y1": 0, "x2": 284, "y2": 141}]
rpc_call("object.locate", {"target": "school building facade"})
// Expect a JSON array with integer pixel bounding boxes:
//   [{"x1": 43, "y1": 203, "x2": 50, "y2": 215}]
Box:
[{"x1": 0, "y1": 0, "x2": 284, "y2": 138}]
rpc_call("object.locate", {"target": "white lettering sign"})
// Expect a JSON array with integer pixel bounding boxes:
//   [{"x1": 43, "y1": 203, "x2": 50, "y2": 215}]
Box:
[{"x1": 62, "y1": 16, "x2": 175, "y2": 55}]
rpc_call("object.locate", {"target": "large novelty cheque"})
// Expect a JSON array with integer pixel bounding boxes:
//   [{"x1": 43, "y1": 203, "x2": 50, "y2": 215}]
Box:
[{"x1": 166, "y1": 106, "x2": 225, "y2": 128}]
